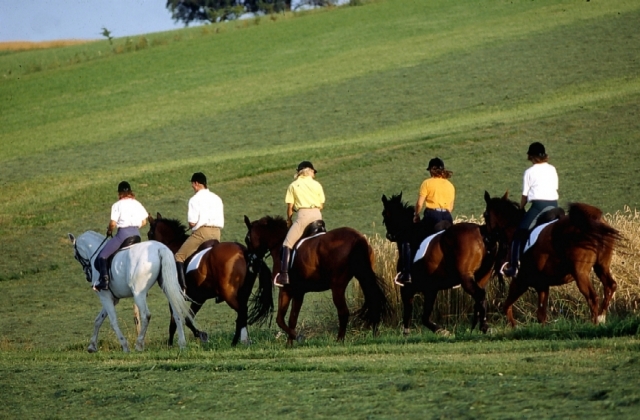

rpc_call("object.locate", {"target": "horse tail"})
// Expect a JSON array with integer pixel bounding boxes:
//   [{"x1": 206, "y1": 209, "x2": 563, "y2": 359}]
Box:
[
  {"x1": 568, "y1": 203, "x2": 622, "y2": 248},
  {"x1": 157, "y1": 245, "x2": 194, "y2": 326},
  {"x1": 247, "y1": 253, "x2": 274, "y2": 326},
  {"x1": 351, "y1": 236, "x2": 391, "y2": 328}
]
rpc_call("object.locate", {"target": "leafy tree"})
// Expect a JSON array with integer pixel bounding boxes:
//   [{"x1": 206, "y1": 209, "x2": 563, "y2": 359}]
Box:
[{"x1": 166, "y1": 0, "x2": 291, "y2": 25}]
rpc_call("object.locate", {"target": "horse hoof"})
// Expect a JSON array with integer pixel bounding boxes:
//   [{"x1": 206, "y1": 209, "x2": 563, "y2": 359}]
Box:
[
  {"x1": 87, "y1": 344, "x2": 97, "y2": 353},
  {"x1": 199, "y1": 331, "x2": 209, "y2": 343},
  {"x1": 597, "y1": 315, "x2": 607, "y2": 324},
  {"x1": 436, "y1": 329, "x2": 451, "y2": 337},
  {"x1": 296, "y1": 333, "x2": 305, "y2": 344},
  {"x1": 241, "y1": 339, "x2": 252, "y2": 346},
  {"x1": 402, "y1": 328, "x2": 411, "y2": 336}
]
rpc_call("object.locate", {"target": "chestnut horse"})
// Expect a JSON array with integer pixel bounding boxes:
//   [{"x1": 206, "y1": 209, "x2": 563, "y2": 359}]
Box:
[
  {"x1": 381, "y1": 193, "x2": 498, "y2": 334},
  {"x1": 243, "y1": 215, "x2": 389, "y2": 345},
  {"x1": 147, "y1": 213, "x2": 273, "y2": 346},
  {"x1": 483, "y1": 191, "x2": 621, "y2": 326}
]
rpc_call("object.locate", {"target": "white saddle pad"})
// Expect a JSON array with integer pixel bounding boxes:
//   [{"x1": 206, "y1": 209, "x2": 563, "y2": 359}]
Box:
[
  {"x1": 291, "y1": 232, "x2": 326, "y2": 267},
  {"x1": 523, "y1": 219, "x2": 558, "y2": 254},
  {"x1": 413, "y1": 231, "x2": 445, "y2": 263},
  {"x1": 186, "y1": 247, "x2": 212, "y2": 273}
]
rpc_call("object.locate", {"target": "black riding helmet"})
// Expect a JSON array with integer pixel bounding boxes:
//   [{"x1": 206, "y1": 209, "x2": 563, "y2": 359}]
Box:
[
  {"x1": 427, "y1": 157, "x2": 445, "y2": 171},
  {"x1": 297, "y1": 161, "x2": 317, "y2": 173},
  {"x1": 118, "y1": 181, "x2": 131, "y2": 193},
  {"x1": 527, "y1": 142, "x2": 547, "y2": 158}
]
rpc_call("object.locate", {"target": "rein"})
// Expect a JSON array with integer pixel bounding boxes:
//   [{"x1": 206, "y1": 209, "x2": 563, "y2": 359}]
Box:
[{"x1": 74, "y1": 236, "x2": 108, "y2": 283}]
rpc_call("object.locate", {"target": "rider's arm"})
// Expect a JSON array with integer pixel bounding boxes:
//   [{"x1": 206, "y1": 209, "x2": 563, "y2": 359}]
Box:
[
  {"x1": 520, "y1": 195, "x2": 528, "y2": 209},
  {"x1": 106, "y1": 220, "x2": 117, "y2": 236},
  {"x1": 414, "y1": 196, "x2": 426, "y2": 223}
]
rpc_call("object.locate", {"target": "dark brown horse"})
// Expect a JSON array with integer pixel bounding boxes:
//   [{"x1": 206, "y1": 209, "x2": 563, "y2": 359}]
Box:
[
  {"x1": 381, "y1": 193, "x2": 498, "y2": 334},
  {"x1": 147, "y1": 213, "x2": 272, "y2": 346},
  {"x1": 483, "y1": 191, "x2": 621, "y2": 326},
  {"x1": 243, "y1": 215, "x2": 389, "y2": 345}
]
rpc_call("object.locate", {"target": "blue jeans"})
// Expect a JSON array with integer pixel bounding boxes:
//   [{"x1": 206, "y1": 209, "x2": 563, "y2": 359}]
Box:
[{"x1": 519, "y1": 200, "x2": 558, "y2": 231}]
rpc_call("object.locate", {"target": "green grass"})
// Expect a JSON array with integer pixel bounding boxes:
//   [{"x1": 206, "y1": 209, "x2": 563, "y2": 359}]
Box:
[{"x1": 1, "y1": 0, "x2": 640, "y2": 417}]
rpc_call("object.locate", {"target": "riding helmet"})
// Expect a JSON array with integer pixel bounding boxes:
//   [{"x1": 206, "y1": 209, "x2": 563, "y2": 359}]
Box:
[
  {"x1": 191, "y1": 172, "x2": 207, "y2": 186},
  {"x1": 118, "y1": 181, "x2": 131, "y2": 193},
  {"x1": 297, "y1": 161, "x2": 317, "y2": 173},
  {"x1": 427, "y1": 157, "x2": 445, "y2": 171},
  {"x1": 527, "y1": 142, "x2": 547, "y2": 158}
]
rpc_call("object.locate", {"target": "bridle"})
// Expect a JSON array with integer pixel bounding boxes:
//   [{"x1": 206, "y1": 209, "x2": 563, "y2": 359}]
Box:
[{"x1": 74, "y1": 237, "x2": 108, "y2": 283}]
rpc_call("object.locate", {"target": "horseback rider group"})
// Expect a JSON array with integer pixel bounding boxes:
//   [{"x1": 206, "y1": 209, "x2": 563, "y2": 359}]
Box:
[{"x1": 95, "y1": 142, "x2": 557, "y2": 291}]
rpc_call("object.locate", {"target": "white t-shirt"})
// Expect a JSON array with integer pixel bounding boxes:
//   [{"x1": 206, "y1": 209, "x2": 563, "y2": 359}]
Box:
[
  {"x1": 522, "y1": 162, "x2": 559, "y2": 201},
  {"x1": 188, "y1": 188, "x2": 224, "y2": 231},
  {"x1": 110, "y1": 198, "x2": 148, "y2": 228}
]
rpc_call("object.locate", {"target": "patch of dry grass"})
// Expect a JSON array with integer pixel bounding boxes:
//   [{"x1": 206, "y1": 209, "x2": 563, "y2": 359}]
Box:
[{"x1": 0, "y1": 40, "x2": 94, "y2": 51}]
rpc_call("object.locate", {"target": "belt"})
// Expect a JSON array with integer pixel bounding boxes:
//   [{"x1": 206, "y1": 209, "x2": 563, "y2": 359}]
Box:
[
  {"x1": 296, "y1": 207, "x2": 320, "y2": 210},
  {"x1": 426, "y1": 208, "x2": 448, "y2": 212},
  {"x1": 201, "y1": 225, "x2": 220, "y2": 228}
]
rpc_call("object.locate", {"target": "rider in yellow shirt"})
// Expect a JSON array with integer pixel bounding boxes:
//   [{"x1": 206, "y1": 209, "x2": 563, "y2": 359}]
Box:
[{"x1": 275, "y1": 161, "x2": 325, "y2": 287}]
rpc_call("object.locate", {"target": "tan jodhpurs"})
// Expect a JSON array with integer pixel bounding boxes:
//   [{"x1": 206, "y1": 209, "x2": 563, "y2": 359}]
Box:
[
  {"x1": 283, "y1": 208, "x2": 322, "y2": 248},
  {"x1": 175, "y1": 226, "x2": 221, "y2": 262}
]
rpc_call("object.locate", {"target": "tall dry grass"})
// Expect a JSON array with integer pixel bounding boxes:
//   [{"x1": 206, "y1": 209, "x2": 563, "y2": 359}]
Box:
[
  {"x1": 0, "y1": 40, "x2": 94, "y2": 51},
  {"x1": 350, "y1": 210, "x2": 640, "y2": 330}
]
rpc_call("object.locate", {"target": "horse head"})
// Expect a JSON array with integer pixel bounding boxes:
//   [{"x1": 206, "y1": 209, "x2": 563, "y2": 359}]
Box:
[
  {"x1": 68, "y1": 231, "x2": 104, "y2": 282},
  {"x1": 381, "y1": 193, "x2": 414, "y2": 242},
  {"x1": 483, "y1": 191, "x2": 523, "y2": 238},
  {"x1": 244, "y1": 215, "x2": 288, "y2": 257},
  {"x1": 147, "y1": 212, "x2": 188, "y2": 249}
]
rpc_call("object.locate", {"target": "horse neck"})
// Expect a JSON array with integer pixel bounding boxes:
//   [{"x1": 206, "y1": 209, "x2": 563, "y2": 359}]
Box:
[{"x1": 158, "y1": 223, "x2": 188, "y2": 254}]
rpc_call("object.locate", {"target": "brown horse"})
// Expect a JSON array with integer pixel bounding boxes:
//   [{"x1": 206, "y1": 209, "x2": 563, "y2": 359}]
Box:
[
  {"x1": 381, "y1": 193, "x2": 498, "y2": 334},
  {"x1": 483, "y1": 191, "x2": 621, "y2": 326},
  {"x1": 147, "y1": 213, "x2": 273, "y2": 346},
  {"x1": 243, "y1": 215, "x2": 389, "y2": 345}
]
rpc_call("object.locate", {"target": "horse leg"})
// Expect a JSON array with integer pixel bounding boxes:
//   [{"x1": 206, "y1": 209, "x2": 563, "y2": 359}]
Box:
[
  {"x1": 288, "y1": 294, "x2": 306, "y2": 344},
  {"x1": 503, "y1": 277, "x2": 530, "y2": 327},
  {"x1": 536, "y1": 287, "x2": 550, "y2": 324},
  {"x1": 400, "y1": 288, "x2": 414, "y2": 335},
  {"x1": 458, "y1": 275, "x2": 488, "y2": 333},
  {"x1": 226, "y1": 295, "x2": 250, "y2": 347},
  {"x1": 276, "y1": 290, "x2": 296, "y2": 346},
  {"x1": 98, "y1": 295, "x2": 130, "y2": 352},
  {"x1": 594, "y1": 263, "x2": 617, "y2": 324},
  {"x1": 168, "y1": 302, "x2": 205, "y2": 346},
  {"x1": 573, "y1": 270, "x2": 599, "y2": 324},
  {"x1": 132, "y1": 295, "x2": 151, "y2": 352},
  {"x1": 331, "y1": 286, "x2": 349, "y2": 342},
  {"x1": 88, "y1": 308, "x2": 108, "y2": 353}
]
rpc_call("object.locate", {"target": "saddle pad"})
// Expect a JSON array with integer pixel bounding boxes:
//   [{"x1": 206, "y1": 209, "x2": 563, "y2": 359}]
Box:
[
  {"x1": 413, "y1": 231, "x2": 445, "y2": 263},
  {"x1": 524, "y1": 219, "x2": 558, "y2": 254},
  {"x1": 291, "y1": 232, "x2": 326, "y2": 267},
  {"x1": 187, "y1": 247, "x2": 212, "y2": 273}
]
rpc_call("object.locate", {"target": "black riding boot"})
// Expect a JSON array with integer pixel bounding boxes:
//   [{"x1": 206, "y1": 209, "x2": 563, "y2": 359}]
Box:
[
  {"x1": 395, "y1": 242, "x2": 412, "y2": 286},
  {"x1": 274, "y1": 246, "x2": 291, "y2": 287},
  {"x1": 95, "y1": 257, "x2": 110, "y2": 291},
  {"x1": 502, "y1": 230, "x2": 525, "y2": 277},
  {"x1": 176, "y1": 262, "x2": 186, "y2": 290}
]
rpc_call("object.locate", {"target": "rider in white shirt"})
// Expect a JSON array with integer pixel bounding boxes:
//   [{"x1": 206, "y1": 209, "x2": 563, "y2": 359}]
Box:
[
  {"x1": 95, "y1": 181, "x2": 148, "y2": 291},
  {"x1": 174, "y1": 172, "x2": 224, "y2": 287},
  {"x1": 502, "y1": 142, "x2": 559, "y2": 277}
]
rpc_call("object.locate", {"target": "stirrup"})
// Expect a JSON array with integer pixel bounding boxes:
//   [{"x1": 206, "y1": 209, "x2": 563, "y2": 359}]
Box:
[
  {"x1": 274, "y1": 273, "x2": 288, "y2": 288},
  {"x1": 394, "y1": 272, "x2": 411, "y2": 287},
  {"x1": 93, "y1": 278, "x2": 109, "y2": 291},
  {"x1": 500, "y1": 262, "x2": 518, "y2": 278}
]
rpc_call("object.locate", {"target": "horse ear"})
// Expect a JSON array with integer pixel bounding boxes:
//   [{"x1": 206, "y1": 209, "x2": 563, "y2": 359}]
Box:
[
  {"x1": 502, "y1": 190, "x2": 509, "y2": 200},
  {"x1": 157, "y1": 212, "x2": 162, "y2": 220},
  {"x1": 244, "y1": 215, "x2": 251, "y2": 229},
  {"x1": 148, "y1": 213, "x2": 155, "y2": 224},
  {"x1": 382, "y1": 194, "x2": 388, "y2": 204},
  {"x1": 484, "y1": 191, "x2": 491, "y2": 204},
  {"x1": 68, "y1": 233, "x2": 76, "y2": 244}
]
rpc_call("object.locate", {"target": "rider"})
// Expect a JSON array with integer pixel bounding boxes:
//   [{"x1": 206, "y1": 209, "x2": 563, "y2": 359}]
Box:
[
  {"x1": 174, "y1": 172, "x2": 224, "y2": 288},
  {"x1": 396, "y1": 157, "x2": 455, "y2": 285},
  {"x1": 95, "y1": 181, "x2": 149, "y2": 291},
  {"x1": 275, "y1": 161, "x2": 325, "y2": 287},
  {"x1": 502, "y1": 142, "x2": 558, "y2": 277}
]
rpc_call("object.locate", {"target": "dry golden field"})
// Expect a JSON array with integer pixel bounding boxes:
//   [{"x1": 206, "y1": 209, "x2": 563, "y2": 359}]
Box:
[{"x1": 0, "y1": 40, "x2": 94, "y2": 51}]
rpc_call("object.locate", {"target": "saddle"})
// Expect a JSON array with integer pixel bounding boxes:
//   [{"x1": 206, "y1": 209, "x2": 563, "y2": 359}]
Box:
[
  {"x1": 520, "y1": 207, "x2": 565, "y2": 253},
  {"x1": 183, "y1": 240, "x2": 220, "y2": 273},
  {"x1": 91, "y1": 235, "x2": 141, "y2": 277},
  {"x1": 290, "y1": 220, "x2": 327, "y2": 267}
]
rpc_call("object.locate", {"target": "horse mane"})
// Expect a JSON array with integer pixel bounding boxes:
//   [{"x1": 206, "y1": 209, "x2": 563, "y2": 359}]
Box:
[
  {"x1": 386, "y1": 193, "x2": 416, "y2": 221},
  {"x1": 159, "y1": 217, "x2": 189, "y2": 240},
  {"x1": 488, "y1": 195, "x2": 523, "y2": 224},
  {"x1": 258, "y1": 215, "x2": 288, "y2": 231}
]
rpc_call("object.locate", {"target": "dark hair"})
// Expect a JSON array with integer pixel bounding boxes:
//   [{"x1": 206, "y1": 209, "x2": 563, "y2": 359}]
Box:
[{"x1": 191, "y1": 172, "x2": 207, "y2": 187}]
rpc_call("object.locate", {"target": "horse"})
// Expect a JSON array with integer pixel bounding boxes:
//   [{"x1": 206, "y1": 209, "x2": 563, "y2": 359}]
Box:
[
  {"x1": 482, "y1": 191, "x2": 621, "y2": 326},
  {"x1": 68, "y1": 231, "x2": 192, "y2": 352},
  {"x1": 243, "y1": 215, "x2": 389, "y2": 345},
  {"x1": 147, "y1": 213, "x2": 273, "y2": 346},
  {"x1": 381, "y1": 193, "x2": 498, "y2": 334}
]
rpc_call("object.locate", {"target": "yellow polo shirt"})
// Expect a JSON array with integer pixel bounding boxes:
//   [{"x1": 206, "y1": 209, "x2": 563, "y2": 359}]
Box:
[
  {"x1": 285, "y1": 175, "x2": 325, "y2": 210},
  {"x1": 418, "y1": 178, "x2": 455, "y2": 212}
]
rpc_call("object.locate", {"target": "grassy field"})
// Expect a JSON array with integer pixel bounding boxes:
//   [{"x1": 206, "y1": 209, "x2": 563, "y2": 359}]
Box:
[{"x1": 1, "y1": 0, "x2": 640, "y2": 417}]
